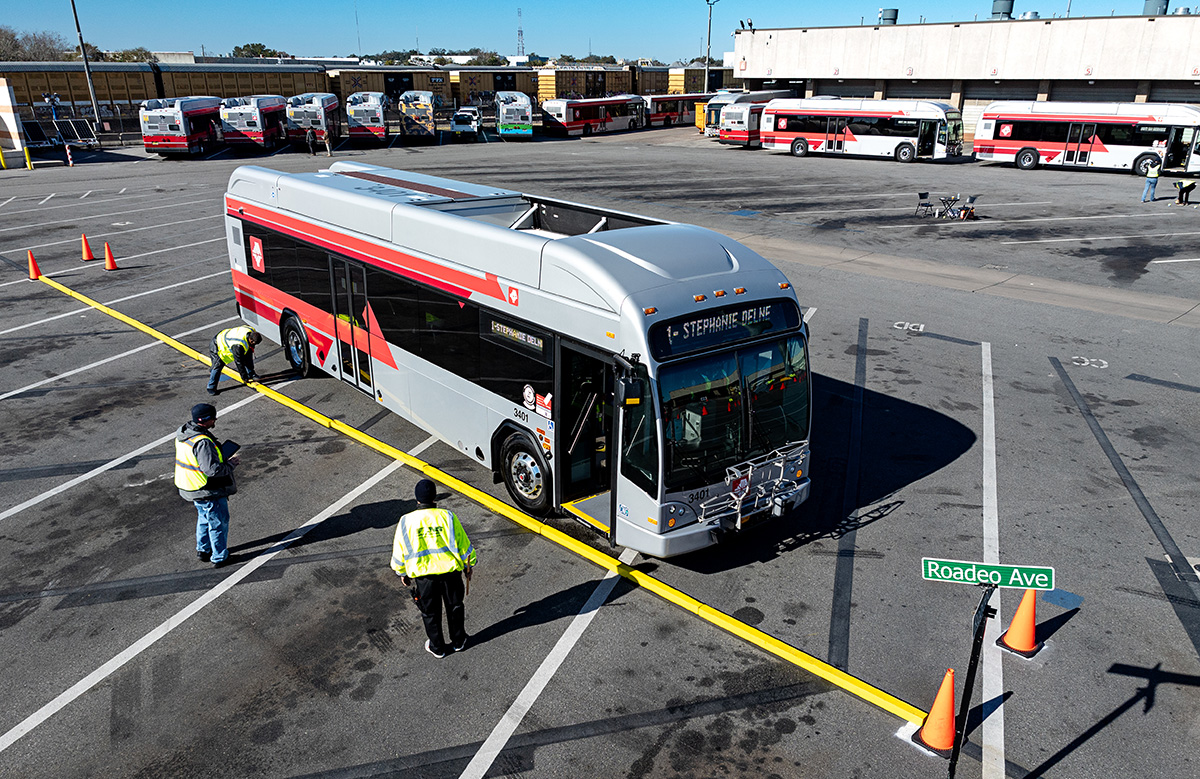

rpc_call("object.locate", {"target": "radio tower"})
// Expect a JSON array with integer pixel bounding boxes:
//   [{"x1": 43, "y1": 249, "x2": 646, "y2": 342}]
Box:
[{"x1": 517, "y1": 8, "x2": 525, "y2": 56}]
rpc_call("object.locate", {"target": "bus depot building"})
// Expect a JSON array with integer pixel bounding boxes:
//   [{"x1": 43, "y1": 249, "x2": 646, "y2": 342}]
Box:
[{"x1": 732, "y1": 11, "x2": 1200, "y2": 141}]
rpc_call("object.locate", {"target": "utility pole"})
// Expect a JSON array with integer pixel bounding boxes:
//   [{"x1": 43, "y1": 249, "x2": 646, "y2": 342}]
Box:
[
  {"x1": 69, "y1": 0, "x2": 103, "y2": 146},
  {"x1": 704, "y1": 0, "x2": 721, "y2": 93}
]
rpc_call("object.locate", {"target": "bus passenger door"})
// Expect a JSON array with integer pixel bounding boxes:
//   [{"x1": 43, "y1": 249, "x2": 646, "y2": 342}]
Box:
[
  {"x1": 1186, "y1": 128, "x2": 1200, "y2": 173},
  {"x1": 330, "y1": 259, "x2": 373, "y2": 393},
  {"x1": 826, "y1": 117, "x2": 848, "y2": 152},
  {"x1": 558, "y1": 343, "x2": 614, "y2": 534},
  {"x1": 917, "y1": 120, "x2": 937, "y2": 157},
  {"x1": 1065, "y1": 123, "x2": 1096, "y2": 166}
]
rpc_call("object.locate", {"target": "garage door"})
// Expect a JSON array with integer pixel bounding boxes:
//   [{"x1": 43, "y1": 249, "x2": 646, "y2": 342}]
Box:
[
  {"x1": 884, "y1": 80, "x2": 953, "y2": 100},
  {"x1": 1049, "y1": 80, "x2": 1138, "y2": 102},
  {"x1": 961, "y1": 81, "x2": 1041, "y2": 142},
  {"x1": 1148, "y1": 82, "x2": 1200, "y2": 103},
  {"x1": 812, "y1": 80, "x2": 876, "y2": 98}
]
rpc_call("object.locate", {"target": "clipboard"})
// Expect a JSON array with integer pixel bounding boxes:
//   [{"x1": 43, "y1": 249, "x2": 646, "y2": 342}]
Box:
[{"x1": 220, "y1": 440, "x2": 241, "y2": 458}]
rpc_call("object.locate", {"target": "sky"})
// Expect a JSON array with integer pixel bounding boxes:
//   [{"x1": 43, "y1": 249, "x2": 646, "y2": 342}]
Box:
[{"x1": 13, "y1": 0, "x2": 1172, "y2": 63}]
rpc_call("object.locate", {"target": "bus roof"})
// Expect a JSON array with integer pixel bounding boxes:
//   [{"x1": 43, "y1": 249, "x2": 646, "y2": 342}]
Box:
[
  {"x1": 765, "y1": 97, "x2": 958, "y2": 116},
  {"x1": 225, "y1": 162, "x2": 787, "y2": 316},
  {"x1": 982, "y1": 100, "x2": 1200, "y2": 122},
  {"x1": 543, "y1": 95, "x2": 643, "y2": 107},
  {"x1": 706, "y1": 90, "x2": 794, "y2": 107},
  {"x1": 140, "y1": 96, "x2": 221, "y2": 112}
]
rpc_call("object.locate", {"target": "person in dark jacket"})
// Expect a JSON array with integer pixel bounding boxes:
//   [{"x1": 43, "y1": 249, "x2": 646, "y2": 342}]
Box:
[
  {"x1": 305, "y1": 127, "x2": 317, "y2": 156},
  {"x1": 207, "y1": 326, "x2": 261, "y2": 395},
  {"x1": 175, "y1": 403, "x2": 240, "y2": 567}
]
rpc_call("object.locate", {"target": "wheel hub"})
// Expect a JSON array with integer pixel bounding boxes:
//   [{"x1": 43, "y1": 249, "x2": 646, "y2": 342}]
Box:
[{"x1": 510, "y1": 452, "x2": 543, "y2": 500}]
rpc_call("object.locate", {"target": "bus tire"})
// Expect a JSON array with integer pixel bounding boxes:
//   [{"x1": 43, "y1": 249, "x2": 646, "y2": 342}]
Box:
[
  {"x1": 281, "y1": 316, "x2": 312, "y2": 379},
  {"x1": 895, "y1": 142, "x2": 916, "y2": 163},
  {"x1": 1016, "y1": 148, "x2": 1040, "y2": 170},
  {"x1": 501, "y1": 432, "x2": 553, "y2": 516},
  {"x1": 1133, "y1": 153, "x2": 1159, "y2": 177},
  {"x1": 790, "y1": 139, "x2": 809, "y2": 158},
  {"x1": 582, "y1": 124, "x2": 592, "y2": 136}
]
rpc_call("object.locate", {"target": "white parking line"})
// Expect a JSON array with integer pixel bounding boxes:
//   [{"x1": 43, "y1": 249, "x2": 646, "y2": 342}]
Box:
[
  {"x1": 1002, "y1": 230, "x2": 1200, "y2": 245},
  {"x1": 879, "y1": 211, "x2": 1176, "y2": 229},
  {"x1": 460, "y1": 547, "x2": 640, "y2": 779},
  {"x1": 774, "y1": 201, "x2": 1053, "y2": 218},
  {"x1": 1, "y1": 213, "x2": 221, "y2": 258},
  {"x1": 0, "y1": 315, "x2": 238, "y2": 401},
  {"x1": 0, "y1": 436, "x2": 436, "y2": 754},
  {"x1": 0, "y1": 267, "x2": 228, "y2": 335},
  {"x1": 0, "y1": 198, "x2": 214, "y2": 234},
  {"x1": 0, "y1": 197, "x2": 14, "y2": 209},
  {"x1": 119, "y1": 188, "x2": 127, "y2": 194},
  {"x1": 80, "y1": 191, "x2": 92, "y2": 199},
  {"x1": 38, "y1": 194, "x2": 55, "y2": 205},
  {"x1": 204, "y1": 148, "x2": 228, "y2": 161},
  {"x1": 0, "y1": 388, "x2": 272, "y2": 525},
  {"x1": 1150, "y1": 257, "x2": 1200, "y2": 264},
  {"x1": 803, "y1": 306, "x2": 817, "y2": 323},
  {"x1": 980, "y1": 343, "x2": 1006, "y2": 778}
]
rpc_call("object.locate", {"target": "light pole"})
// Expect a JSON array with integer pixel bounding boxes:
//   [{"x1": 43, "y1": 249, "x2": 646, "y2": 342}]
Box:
[
  {"x1": 69, "y1": 0, "x2": 103, "y2": 146},
  {"x1": 704, "y1": 0, "x2": 721, "y2": 93}
]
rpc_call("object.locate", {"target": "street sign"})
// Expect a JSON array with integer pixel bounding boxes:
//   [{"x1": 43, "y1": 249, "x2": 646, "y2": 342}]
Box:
[{"x1": 922, "y1": 558, "x2": 1055, "y2": 590}]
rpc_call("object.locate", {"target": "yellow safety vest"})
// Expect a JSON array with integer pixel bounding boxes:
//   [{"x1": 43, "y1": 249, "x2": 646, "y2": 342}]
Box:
[
  {"x1": 174, "y1": 431, "x2": 224, "y2": 491},
  {"x1": 216, "y1": 326, "x2": 254, "y2": 365},
  {"x1": 390, "y1": 508, "x2": 476, "y2": 578},
  {"x1": 1147, "y1": 163, "x2": 1161, "y2": 179}
]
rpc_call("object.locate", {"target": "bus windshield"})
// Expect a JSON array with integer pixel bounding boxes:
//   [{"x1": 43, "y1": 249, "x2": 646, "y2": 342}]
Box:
[
  {"x1": 657, "y1": 334, "x2": 810, "y2": 491},
  {"x1": 945, "y1": 114, "x2": 964, "y2": 145}
]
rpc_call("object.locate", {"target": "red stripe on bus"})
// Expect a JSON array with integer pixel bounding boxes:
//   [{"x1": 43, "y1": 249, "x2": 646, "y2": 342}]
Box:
[
  {"x1": 226, "y1": 197, "x2": 506, "y2": 305},
  {"x1": 982, "y1": 113, "x2": 1155, "y2": 124}
]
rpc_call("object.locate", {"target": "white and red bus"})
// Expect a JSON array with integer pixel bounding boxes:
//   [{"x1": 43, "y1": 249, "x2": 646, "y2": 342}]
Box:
[
  {"x1": 223, "y1": 162, "x2": 812, "y2": 558},
  {"x1": 703, "y1": 90, "x2": 793, "y2": 137},
  {"x1": 138, "y1": 96, "x2": 221, "y2": 155},
  {"x1": 761, "y1": 98, "x2": 965, "y2": 162},
  {"x1": 542, "y1": 96, "x2": 646, "y2": 136},
  {"x1": 221, "y1": 95, "x2": 288, "y2": 150},
  {"x1": 974, "y1": 101, "x2": 1200, "y2": 175},
  {"x1": 346, "y1": 91, "x2": 390, "y2": 142},
  {"x1": 286, "y1": 93, "x2": 341, "y2": 145},
  {"x1": 718, "y1": 102, "x2": 768, "y2": 148},
  {"x1": 642, "y1": 93, "x2": 715, "y2": 128}
]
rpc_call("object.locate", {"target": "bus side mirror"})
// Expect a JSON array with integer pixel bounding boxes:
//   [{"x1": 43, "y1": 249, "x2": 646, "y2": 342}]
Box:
[{"x1": 617, "y1": 377, "x2": 644, "y2": 406}]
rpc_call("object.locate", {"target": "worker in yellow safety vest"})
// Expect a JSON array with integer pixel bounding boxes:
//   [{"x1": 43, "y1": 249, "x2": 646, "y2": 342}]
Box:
[
  {"x1": 391, "y1": 479, "x2": 477, "y2": 658},
  {"x1": 207, "y1": 326, "x2": 262, "y2": 395},
  {"x1": 175, "y1": 403, "x2": 240, "y2": 567}
]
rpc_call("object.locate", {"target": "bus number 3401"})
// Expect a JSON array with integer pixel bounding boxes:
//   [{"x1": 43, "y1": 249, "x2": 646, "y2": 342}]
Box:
[
  {"x1": 513, "y1": 407, "x2": 530, "y2": 423},
  {"x1": 688, "y1": 487, "x2": 711, "y2": 503}
]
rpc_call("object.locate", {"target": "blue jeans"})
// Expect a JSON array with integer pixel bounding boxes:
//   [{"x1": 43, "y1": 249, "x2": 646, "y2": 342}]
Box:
[
  {"x1": 194, "y1": 497, "x2": 230, "y2": 563},
  {"x1": 207, "y1": 353, "x2": 225, "y2": 392},
  {"x1": 1142, "y1": 177, "x2": 1158, "y2": 202}
]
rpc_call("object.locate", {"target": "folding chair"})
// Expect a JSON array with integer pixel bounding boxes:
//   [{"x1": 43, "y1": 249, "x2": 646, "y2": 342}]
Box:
[
  {"x1": 915, "y1": 192, "x2": 935, "y2": 217},
  {"x1": 958, "y1": 194, "x2": 979, "y2": 220}
]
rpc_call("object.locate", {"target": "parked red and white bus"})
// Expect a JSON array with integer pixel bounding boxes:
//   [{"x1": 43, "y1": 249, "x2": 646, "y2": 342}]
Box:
[
  {"x1": 718, "y1": 103, "x2": 768, "y2": 148},
  {"x1": 642, "y1": 93, "x2": 715, "y2": 127},
  {"x1": 542, "y1": 96, "x2": 646, "y2": 136},
  {"x1": 138, "y1": 96, "x2": 221, "y2": 155},
  {"x1": 761, "y1": 98, "x2": 965, "y2": 162},
  {"x1": 286, "y1": 93, "x2": 341, "y2": 145},
  {"x1": 974, "y1": 100, "x2": 1200, "y2": 175},
  {"x1": 346, "y1": 91, "x2": 390, "y2": 141},
  {"x1": 221, "y1": 95, "x2": 287, "y2": 149},
  {"x1": 703, "y1": 91, "x2": 793, "y2": 137}
]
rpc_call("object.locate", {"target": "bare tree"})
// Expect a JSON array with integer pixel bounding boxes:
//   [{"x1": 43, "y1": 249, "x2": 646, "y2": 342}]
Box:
[
  {"x1": 19, "y1": 29, "x2": 73, "y2": 60},
  {"x1": 0, "y1": 25, "x2": 21, "y2": 61}
]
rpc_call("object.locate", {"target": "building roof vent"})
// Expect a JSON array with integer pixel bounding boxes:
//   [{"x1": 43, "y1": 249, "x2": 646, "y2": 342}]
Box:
[
  {"x1": 879, "y1": 8, "x2": 899, "y2": 24},
  {"x1": 992, "y1": 0, "x2": 1015, "y2": 19},
  {"x1": 1018, "y1": 10, "x2": 1040, "y2": 18},
  {"x1": 1143, "y1": 0, "x2": 1169, "y2": 14}
]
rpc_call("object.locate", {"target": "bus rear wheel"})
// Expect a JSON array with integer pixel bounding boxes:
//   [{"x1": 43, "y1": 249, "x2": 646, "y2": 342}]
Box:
[
  {"x1": 1133, "y1": 153, "x2": 1159, "y2": 177},
  {"x1": 895, "y1": 142, "x2": 916, "y2": 163},
  {"x1": 282, "y1": 316, "x2": 312, "y2": 378},
  {"x1": 1016, "y1": 148, "x2": 1040, "y2": 170},
  {"x1": 501, "y1": 433, "x2": 553, "y2": 516},
  {"x1": 790, "y1": 139, "x2": 808, "y2": 157}
]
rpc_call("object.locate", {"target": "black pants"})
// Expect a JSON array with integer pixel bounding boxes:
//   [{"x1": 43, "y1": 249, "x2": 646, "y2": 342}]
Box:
[{"x1": 414, "y1": 571, "x2": 466, "y2": 653}]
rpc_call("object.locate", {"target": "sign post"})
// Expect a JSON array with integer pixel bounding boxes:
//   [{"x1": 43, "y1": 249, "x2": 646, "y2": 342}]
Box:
[{"x1": 947, "y1": 585, "x2": 996, "y2": 778}]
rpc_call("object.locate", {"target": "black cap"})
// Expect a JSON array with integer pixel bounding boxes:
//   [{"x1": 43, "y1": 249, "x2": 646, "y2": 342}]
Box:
[
  {"x1": 191, "y1": 403, "x2": 217, "y2": 424},
  {"x1": 414, "y1": 479, "x2": 437, "y2": 504}
]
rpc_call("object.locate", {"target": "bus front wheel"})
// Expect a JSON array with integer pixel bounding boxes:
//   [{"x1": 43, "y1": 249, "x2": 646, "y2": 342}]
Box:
[
  {"x1": 1016, "y1": 148, "x2": 1040, "y2": 170},
  {"x1": 282, "y1": 316, "x2": 312, "y2": 378},
  {"x1": 790, "y1": 139, "x2": 808, "y2": 158},
  {"x1": 895, "y1": 143, "x2": 916, "y2": 163},
  {"x1": 501, "y1": 433, "x2": 553, "y2": 516}
]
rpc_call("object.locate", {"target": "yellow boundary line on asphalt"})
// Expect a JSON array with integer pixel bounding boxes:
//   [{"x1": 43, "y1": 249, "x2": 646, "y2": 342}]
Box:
[{"x1": 35, "y1": 273, "x2": 927, "y2": 725}]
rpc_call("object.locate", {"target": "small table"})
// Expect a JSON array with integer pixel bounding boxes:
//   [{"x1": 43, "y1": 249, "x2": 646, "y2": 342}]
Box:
[{"x1": 938, "y1": 195, "x2": 960, "y2": 219}]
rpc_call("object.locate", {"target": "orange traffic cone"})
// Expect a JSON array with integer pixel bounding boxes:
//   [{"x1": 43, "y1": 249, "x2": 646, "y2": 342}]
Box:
[
  {"x1": 997, "y1": 588, "x2": 1043, "y2": 657},
  {"x1": 27, "y1": 250, "x2": 42, "y2": 280},
  {"x1": 103, "y1": 242, "x2": 119, "y2": 271},
  {"x1": 912, "y1": 668, "x2": 957, "y2": 757},
  {"x1": 81, "y1": 233, "x2": 95, "y2": 261}
]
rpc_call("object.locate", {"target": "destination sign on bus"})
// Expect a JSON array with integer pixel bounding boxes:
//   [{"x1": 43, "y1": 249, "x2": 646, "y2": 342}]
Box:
[{"x1": 649, "y1": 298, "x2": 800, "y2": 360}]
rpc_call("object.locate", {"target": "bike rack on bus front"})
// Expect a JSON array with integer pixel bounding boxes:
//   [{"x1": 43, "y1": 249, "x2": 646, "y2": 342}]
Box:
[{"x1": 699, "y1": 442, "x2": 809, "y2": 530}]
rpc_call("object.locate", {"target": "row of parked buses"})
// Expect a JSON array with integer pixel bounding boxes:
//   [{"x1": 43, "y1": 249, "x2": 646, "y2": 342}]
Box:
[
  {"x1": 139, "y1": 92, "x2": 343, "y2": 155},
  {"x1": 711, "y1": 94, "x2": 1200, "y2": 176}
]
